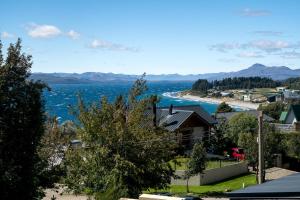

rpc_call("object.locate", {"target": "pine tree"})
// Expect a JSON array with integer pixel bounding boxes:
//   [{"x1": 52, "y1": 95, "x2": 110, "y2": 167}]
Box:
[
  {"x1": 185, "y1": 142, "x2": 206, "y2": 193},
  {"x1": 0, "y1": 39, "x2": 47, "y2": 199}
]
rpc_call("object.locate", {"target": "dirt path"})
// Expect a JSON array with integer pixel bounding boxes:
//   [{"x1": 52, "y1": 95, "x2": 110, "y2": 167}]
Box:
[{"x1": 43, "y1": 187, "x2": 89, "y2": 200}]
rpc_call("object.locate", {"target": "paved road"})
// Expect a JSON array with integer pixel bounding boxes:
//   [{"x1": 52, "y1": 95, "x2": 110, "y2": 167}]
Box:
[{"x1": 265, "y1": 167, "x2": 297, "y2": 181}]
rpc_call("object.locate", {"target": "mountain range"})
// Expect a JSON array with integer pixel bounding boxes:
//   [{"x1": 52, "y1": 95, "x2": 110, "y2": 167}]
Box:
[{"x1": 30, "y1": 63, "x2": 300, "y2": 84}]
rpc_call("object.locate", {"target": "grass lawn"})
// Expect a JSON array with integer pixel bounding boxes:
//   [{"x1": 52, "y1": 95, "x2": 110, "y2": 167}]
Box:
[
  {"x1": 252, "y1": 88, "x2": 277, "y2": 95},
  {"x1": 147, "y1": 173, "x2": 256, "y2": 197},
  {"x1": 170, "y1": 157, "x2": 239, "y2": 170}
]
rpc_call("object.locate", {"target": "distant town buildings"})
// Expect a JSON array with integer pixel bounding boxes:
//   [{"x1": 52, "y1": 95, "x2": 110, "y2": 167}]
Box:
[
  {"x1": 215, "y1": 110, "x2": 275, "y2": 123},
  {"x1": 283, "y1": 90, "x2": 300, "y2": 102}
]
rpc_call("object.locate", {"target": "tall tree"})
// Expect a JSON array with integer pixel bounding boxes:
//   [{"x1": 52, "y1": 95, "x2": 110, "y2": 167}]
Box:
[
  {"x1": 227, "y1": 113, "x2": 258, "y2": 145},
  {"x1": 185, "y1": 142, "x2": 206, "y2": 193},
  {"x1": 65, "y1": 77, "x2": 176, "y2": 200},
  {"x1": 0, "y1": 39, "x2": 47, "y2": 199},
  {"x1": 264, "y1": 124, "x2": 285, "y2": 167},
  {"x1": 258, "y1": 102, "x2": 286, "y2": 121},
  {"x1": 285, "y1": 132, "x2": 300, "y2": 159},
  {"x1": 216, "y1": 102, "x2": 235, "y2": 113},
  {"x1": 192, "y1": 79, "x2": 210, "y2": 94},
  {"x1": 238, "y1": 132, "x2": 258, "y2": 168}
]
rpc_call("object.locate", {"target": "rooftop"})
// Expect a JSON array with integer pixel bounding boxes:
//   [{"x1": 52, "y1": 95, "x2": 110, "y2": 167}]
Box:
[
  {"x1": 148, "y1": 105, "x2": 217, "y2": 132},
  {"x1": 228, "y1": 172, "x2": 300, "y2": 199},
  {"x1": 290, "y1": 105, "x2": 300, "y2": 121}
]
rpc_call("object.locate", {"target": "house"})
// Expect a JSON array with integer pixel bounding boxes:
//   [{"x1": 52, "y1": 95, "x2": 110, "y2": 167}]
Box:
[
  {"x1": 280, "y1": 105, "x2": 300, "y2": 124},
  {"x1": 228, "y1": 172, "x2": 300, "y2": 199},
  {"x1": 152, "y1": 105, "x2": 217, "y2": 150},
  {"x1": 276, "y1": 93, "x2": 284, "y2": 102},
  {"x1": 215, "y1": 110, "x2": 275, "y2": 123},
  {"x1": 267, "y1": 94, "x2": 283, "y2": 103},
  {"x1": 283, "y1": 90, "x2": 300, "y2": 102},
  {"x1": 276, "y1": 86, "x2": 287, "y2": 92},
  {"x1": 220, "y1": 91, "x2": 232, "y2": 97},
  {"x1": 267, "y1": 95, "x2": 276, "y2": 103},
  {"x1": 242, "y1": 94, "x2": 252, "y2": 102}
]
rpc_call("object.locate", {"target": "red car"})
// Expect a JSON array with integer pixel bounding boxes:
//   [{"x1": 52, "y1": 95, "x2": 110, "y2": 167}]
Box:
[
  {"x1": 224, "y1": 147, "x2": 245, "y2": 160},
  {"x1": 231, "y1": 147, "x2": 245, "y2": 161}
]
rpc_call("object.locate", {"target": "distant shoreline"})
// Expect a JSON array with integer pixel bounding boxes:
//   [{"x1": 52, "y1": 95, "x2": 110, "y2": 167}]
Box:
[{"x1": 163, "y1": 91, "x2": 260, "y2": 110}]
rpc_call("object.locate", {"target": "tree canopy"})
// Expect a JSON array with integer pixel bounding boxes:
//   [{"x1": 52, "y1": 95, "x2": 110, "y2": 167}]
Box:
[
  {"x1": 258, "y1": 102, "x2": 286, "y2": 121},
  {"x1": 185, "y1": 142, "x2": 206, "y2": 193},
  {"x1": 227, "y1": 113, "x2": 258, "y2": 145},
  {"x1": 191, "y1": 79, "x2": 210, "y2": 94},
  {"x1": 192, "y1": 77, "x2": 280, "y2": 94},
  {"x1": 0, "y1": 39, "x2": 48, "y2": 199},
  {"x1": 65, "y1": 77, "x2": 176, "y2": 200},
  {"x1": 283, "y1": 77, "x2": 300, "y2": 90},
  {"x1": 216, "y1": 102, "x2": 235, "y2": 113}
]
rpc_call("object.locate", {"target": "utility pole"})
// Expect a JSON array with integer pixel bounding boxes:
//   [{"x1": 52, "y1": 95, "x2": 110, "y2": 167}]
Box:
[{"x1": 258, "y1": 111, "x2": 265, "y2": 184}]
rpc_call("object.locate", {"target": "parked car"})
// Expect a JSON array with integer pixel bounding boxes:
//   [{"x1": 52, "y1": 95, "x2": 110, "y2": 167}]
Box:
[
  {"x1": 231, "y1": 147, "x2": 245, "y2": 161},
  {"x1": 224, "y1": 147, "x2": 245, "y2": 161}
]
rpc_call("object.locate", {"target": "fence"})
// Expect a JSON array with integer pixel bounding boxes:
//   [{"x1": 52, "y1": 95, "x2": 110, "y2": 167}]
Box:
[
  {"x1": 171, "y1": 161, "x2": 248, "y2": 186},
  {"x1": 271, "y1": 123, "x2": 297, "y2": 133}
]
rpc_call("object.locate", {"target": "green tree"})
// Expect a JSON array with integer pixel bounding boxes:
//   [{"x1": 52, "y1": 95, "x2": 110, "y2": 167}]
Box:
[
  {"x1": 38, "y1": 117, "x2": 76, "y2": 188},
  {"x1": 238, "y1": 133, "x2": 258, "y2": 167},
  {"x1": 237, "y1": 123, "x2": 285, "y2": 182},
  {"x1": 210, "y1": 77, "x2": 279, "y2": 90},
  {"x1": 258, "y1": 102, "x2": 286, "y2": 121},
  {"x1": 285, "y1": 132, "x2": 300, "y2": 159},
  {"x1": 192, "y1": 79, "x2": 210, "y2": 94},
  {"x1": 283, "y1": 77, "x2": 300, "y2": 90},
  {"x1": 264, "y1": 124, "x2": 285, "y2": 167},
  {"x1": 227, "y1": 113, "x2": 258, "y2": 144},
  {"x1": 65, "y1": 77, "x2": 176, "y2": 200},
  {"x1": 216, "y1": 102, "x2": 235, "y2": 113},
  {"x1": 0, "y1": 39, "x2": 47, "y2": 199},
  {"x1": 185, "y1": 142, "x2": 206, "y2": 193},
  {"x1": 210, "y1": 120, "x2": 235, "y2": 155}
]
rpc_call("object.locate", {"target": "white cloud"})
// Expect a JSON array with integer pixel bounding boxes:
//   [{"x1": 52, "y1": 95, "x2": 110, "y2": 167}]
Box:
[
  {"x1": 277, "y1": 51, "x2": 300, "y2": 59},
  {"x1": 89, "y1": 39, "x2": 139, "y2": 52},
  {"x1": 27, "y1": 23, "x2": 80, "y2": 40},
  {"x1": 1, "y1": 31, "x2": 14, "y2": 39},
  {"x1": 27, "y1": 24, "x2": 62, "y2": 38},
  {"x1": 211, "y1": 40, "x2": 300, "y2": 54},
  {"x1": 67, "y1": 30, "x2": 80, "y2": 40},
  {"x1": 209, "y1": 43, "x2": 241, "y2": 53},
  {"x1": 248, "y1": 40, "x2": 299, "y2": 52},
  {"x1": 237, "y1": 52, "x2": 264, "y2": 58},
  {"x1": 240, "y1": 8, "x2": 271, "y2": 17}
]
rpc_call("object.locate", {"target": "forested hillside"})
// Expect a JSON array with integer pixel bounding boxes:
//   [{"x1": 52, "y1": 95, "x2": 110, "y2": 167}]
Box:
[{"x1": 192, "y1": 77, "x2": 280, "y2": 94}]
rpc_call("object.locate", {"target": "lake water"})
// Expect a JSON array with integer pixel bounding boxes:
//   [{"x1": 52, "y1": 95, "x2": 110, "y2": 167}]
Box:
[{"x1": 43, "y1": 82, "x2": 219, "y2": 122}]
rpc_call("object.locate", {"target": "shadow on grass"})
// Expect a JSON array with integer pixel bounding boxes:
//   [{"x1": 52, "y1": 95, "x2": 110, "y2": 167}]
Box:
[
  {"x1": 206, "y1": 172, "x2": 255, "y2": 185},
  {"x1": 146, "y1": 172, "x2": 256, "y2": 198}
]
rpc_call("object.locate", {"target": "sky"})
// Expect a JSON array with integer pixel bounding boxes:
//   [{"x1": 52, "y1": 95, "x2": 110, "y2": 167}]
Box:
[{"x1": 0, "y1": 0, "x2": 300, "y2": 74}]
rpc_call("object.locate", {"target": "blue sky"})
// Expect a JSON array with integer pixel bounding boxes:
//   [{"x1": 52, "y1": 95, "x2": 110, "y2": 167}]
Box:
[{"x1": 0, "y1": 0, "x2": 300, "y2": 74}]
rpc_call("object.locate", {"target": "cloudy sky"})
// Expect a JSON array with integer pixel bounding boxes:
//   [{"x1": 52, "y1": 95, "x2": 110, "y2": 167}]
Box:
[{"x1": 0, "y1": 0, "x2": 300, "y2": 74}]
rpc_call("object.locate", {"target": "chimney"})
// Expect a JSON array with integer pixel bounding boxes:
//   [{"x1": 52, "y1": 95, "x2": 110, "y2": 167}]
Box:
[
  {"x1": 152, "y1": 102, "x2": 157, "y2": 127},
  {"x1": 169, "y1": 104, "x2": 173, "y2": 115}
]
